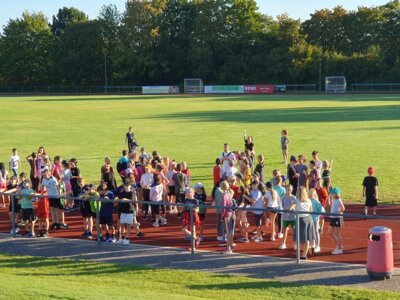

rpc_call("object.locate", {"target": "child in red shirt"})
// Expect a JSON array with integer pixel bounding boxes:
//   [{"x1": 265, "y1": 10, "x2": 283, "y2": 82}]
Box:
[
  {"x1": 315, "y1": 178, "x2": 329, "y2": 234},
  {"x1": 213, "y1": 158, "x2": 221, "y2": 186},
  {"x1": 36, "y1": 189, "x2": 50, "y2": 237}
]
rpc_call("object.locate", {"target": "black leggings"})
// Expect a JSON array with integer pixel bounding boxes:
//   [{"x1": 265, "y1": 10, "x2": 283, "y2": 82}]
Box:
[{"x1": 142, "y1": 189, "x2": 150, "y2": 215}]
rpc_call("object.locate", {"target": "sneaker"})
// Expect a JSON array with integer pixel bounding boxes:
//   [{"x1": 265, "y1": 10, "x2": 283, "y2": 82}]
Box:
[
  {"x1": 26, "y1": 233, "x2": 35, "y2": 238},
  {"x1": 232, "y1": 243, "x2": 237, "y2": 247},
  {"x1": 278, "y1": 244, "x2": 287, "y2": 250},
  {"x1": 136, "y1": 232, "x2": 144, "y2": 237},
  {"x1": 271, "y1": 235, "x2": 276, "y2": 241},
  {"x1": 22, "y1": 231, "x2": 29, "y2": 237},
  {"x1": 37, "y1": 231, "x2": 43, "y2": 238},
  {"x1": 160, "y1": 220, "x2": 167, "y2": 226},
  {"x1": 199, "y1": 236, "x2": 204, "y2": 242},
  {"x1": 43, "y1": 232, "x2": 49, "y2": 238},
  {"x1": 216, "y1": 236, "x2": 224, "y2": 242},
  {"x1": 111, "y1": 237, "x2": 117, "y2": 243},
  {"x1": 184, "y1": 236, "x2": 192, "y2": 241},
  {"x1": 123, "y1": 239, "x2": 129, "y2": 245},
  {"x1": 331, "y1": 249, "x2": 343, "y2": 255},
  {"x1": 152, "y1": 222, "x2": 159, "y2": 227},
  {"x1": 60, "y1": 223, "x2": 69, "y2": 229},
  {"x1": 17, "y1": 221, "x2": 25, "y2": 226},
  {"x1": 277, "y1": 232, "x2": 284, "y2": 239},
  {"x1": 56, "y1": 223, "x2": 61, "y2": 230},
  {"x1": 218, "y1": 243, "x2": 227, "y2": 247},
  {"x1": 250, "y1": 235, "x2": 258, "y2": 240},
  {"x1": 116, "y1": 238, "x2": 124, "y2": 244},
  {"x1": 64, "y1": 207, "x2": 72, "y2": 212},
  {"x1": 10, "y1": 227, "x2": 19, "y2": 234},
  {"x1": 254, "y1": 237, "x2": 263, "y2": 243},
  {"x1": 142, "y1": 216, "x2": 149, "y2": 221},
  {"x1": 50, "y1": 223, "x2": 56, "y2": 230},
  {"x1": 239, "y1": 237, "x2": 249, "y2": 243},
  {"x1": 86, "y1": 232, "x2": 93, "y2": 239},
  {"x1": 80, "y1": 231, "x2": 88, "y2": 238},
  {"x1": 314, "y1": 246, "x2": 321, "y2": 253}
]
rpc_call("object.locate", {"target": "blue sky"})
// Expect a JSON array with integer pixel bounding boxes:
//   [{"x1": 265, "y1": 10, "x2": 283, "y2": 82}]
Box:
[{"x1": 0, "y1": 0, "x2": 390, "y2": 29}]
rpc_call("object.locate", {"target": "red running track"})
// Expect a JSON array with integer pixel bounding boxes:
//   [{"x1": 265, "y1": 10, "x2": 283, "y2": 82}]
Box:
[{"x1": 0, "y1": 204, "x2": 399, "y2": 267}]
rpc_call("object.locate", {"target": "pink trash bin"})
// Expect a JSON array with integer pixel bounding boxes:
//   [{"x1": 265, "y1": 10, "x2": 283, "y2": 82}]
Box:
[{"x1": 367, "y1": 226, "x2": 394, "y2": 280}]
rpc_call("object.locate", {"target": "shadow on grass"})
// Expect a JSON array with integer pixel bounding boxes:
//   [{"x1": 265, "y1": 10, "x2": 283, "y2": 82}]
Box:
[
  {"x1": 0, "y1": 255, "x2": 150, "y2": 276},
  {"x1": 209, "y1": 94, "x2": 400, "y2": 103},
  {"x1": 187, "y1": 274, "x2": 373, "y2": 290},
  {"x1": 155, "y1": 105, "x2": 400, "y2": 123},
  {"x1": 28, "y1": 95, "x2": 208, "y2": 102}
]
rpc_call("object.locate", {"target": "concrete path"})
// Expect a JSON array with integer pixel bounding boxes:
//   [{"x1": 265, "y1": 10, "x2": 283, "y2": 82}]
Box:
[{"x1": 0, "y1": 233, "x2": 399, "y2": 292}]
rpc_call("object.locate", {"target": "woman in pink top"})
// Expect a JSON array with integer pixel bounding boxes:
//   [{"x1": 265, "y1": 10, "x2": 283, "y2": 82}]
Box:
[
  {"x1": 220, "y1": 181, "x2": 235, "y2": 254},
  {"x1": 150, "y1": 174, "x2": 166, "y2": 227}
]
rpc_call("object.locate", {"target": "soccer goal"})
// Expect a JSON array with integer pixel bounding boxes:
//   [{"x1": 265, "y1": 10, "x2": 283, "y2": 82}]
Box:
[
  {"x1": 325, "y1": 76, "x2": 347, "y2": 93},
  {"x1": 184, "y1": 78, "x2": 203, "y2": 93}
]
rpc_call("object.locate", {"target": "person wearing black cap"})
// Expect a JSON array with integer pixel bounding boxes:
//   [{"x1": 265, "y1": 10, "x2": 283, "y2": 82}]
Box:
[{"x1": 287, "y1": 155, "x2": 298, "y2": 195}]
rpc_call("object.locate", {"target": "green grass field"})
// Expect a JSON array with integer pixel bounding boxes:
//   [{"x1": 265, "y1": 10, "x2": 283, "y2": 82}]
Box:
[
  {"x1": 0, "y1": 253, "x2": 399, "y2": 300},
  {"x1": 0, "y1": 94, "x2": 399, "y2": 202}
]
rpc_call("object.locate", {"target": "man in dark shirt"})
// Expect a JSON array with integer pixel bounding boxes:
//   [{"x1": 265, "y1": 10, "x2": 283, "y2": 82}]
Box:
[
  {"x1": 125, "y1": 127, "x2": 136, "y2": 153},
  {"x1": 295, "y1": 155, "x2": 308, "y2": 188}
]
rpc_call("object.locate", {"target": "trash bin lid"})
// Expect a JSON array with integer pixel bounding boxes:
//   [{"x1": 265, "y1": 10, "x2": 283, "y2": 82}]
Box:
[{"x1": 369, "y1": 226, "x2": 391, "y2": 234}]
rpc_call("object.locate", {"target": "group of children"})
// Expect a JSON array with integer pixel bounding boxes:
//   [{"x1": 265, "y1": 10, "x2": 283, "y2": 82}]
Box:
[{"x1": 0, "y1": 129, "x2": 379, "y2": 255}]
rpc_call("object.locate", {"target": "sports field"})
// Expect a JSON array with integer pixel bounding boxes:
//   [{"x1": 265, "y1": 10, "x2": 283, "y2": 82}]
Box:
[{"x1": 0, "y1": 94, "x2": 399, "y2": 202}]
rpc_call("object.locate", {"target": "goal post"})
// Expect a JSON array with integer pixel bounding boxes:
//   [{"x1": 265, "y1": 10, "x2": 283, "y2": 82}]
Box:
[
  {"x1": 325, "y1": 76, "x2": 347, "y2": 93},
  {"x1": 184, "y1": 78, "x2": 203, "y2": 93}
]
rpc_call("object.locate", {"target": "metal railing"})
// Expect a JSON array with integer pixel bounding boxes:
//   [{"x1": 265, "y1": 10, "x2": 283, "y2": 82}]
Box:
[
  {"x1": 351, "y1": 83, "x2": 400, "y2": 92},
  {"x1": 0, "y1": 86, "x2": 143, "y2": 95},
  {"x1": 1, "y1": 191, "x2": 399, "y2": 264}
]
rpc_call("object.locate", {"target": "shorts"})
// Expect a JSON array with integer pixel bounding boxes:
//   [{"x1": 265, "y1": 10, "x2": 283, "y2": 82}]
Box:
[
  {"x1": 283, "y1": 220, "x2": 296, "y2": 229},
  {"x1": 120, "y1": 213, "x2": 134, "y2": 225},
  {"x1": 167, "y1": 186, "x2": 175, "y2": 196},
  {"x1": 175, "y1": 192, "x2": 185, "y2": 203},
  {"x1": 49, "y1": 198, "x2": 64, "y2": 209},
  {"x1": 37, "y1": 210, "x2": 49, "y2": 219},
  {"x1": 151, "y1": 204, "x2": 160, "y2": 215},
  {"x1": 253, "y1": 213, "x2": 263, "y2": 227},
  {"x1": 330, "y1": 218, "x2": 344, "y2": 227},
  {"x1": 65, "y1": 182, "x2": 72, "y2": 192},
  {"x1": 22, "y1": 208, "x2": 36, "y2": 222},
  {"x1": 198, "y1": 213, "x2": 206, "y2": 222},
  {"x1": 100, "y1": 216, "x2": 114, "y2": 225},
  {"x1": 182, "y1": 211, "x2": 200, "y2": 231},
  {"x1": 80, "y1": 203, "x2": 92, "y2": 218},
  {"x1": 9, "y1": 200, "x2": 21, "y2": 213}
]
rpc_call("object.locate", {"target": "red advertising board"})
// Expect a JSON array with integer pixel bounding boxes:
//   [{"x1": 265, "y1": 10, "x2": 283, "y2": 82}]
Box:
[{"x1": 244, "y1": 85, "x2": 274, "y2": 94}]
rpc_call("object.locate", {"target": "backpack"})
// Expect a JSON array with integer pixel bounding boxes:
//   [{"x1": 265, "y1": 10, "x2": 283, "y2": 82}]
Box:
[{"x1": 116, "y1": 161, "x2": 128, "y2": 174}]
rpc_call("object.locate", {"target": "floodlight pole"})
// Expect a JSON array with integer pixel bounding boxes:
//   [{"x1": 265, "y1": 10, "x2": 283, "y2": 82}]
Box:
[
  {"x1": 319, "y1": 58, "x2": 322, "y2": 93},
  {"x1": 104, "y1": 54, "x2": 108, "y2": 94}
]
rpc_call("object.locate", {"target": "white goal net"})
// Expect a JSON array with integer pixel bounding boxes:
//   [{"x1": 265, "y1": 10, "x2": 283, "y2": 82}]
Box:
[
  {"x1": 325, "y1": 76, "x2": 347, "y2": 93},
  {"x1": 184, "y1": 78, "x2": 203, "y2": 93}
]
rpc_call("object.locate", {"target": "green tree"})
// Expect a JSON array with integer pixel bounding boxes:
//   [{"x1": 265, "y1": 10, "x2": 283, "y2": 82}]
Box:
[
  {"x1": 0, "y1": 11, "x2": 54, "y2": 85},
  {"x1": 51, "y1": 7, "x2": 88, "y2": 36},
  {"x1": 52, "y1": 21, "x2": 104, "y2": 85}
]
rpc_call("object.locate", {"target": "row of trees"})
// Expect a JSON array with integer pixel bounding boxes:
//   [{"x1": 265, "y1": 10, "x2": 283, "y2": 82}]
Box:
[{"x1": 0, "y1": 0, "x2": 400, "y2": 86}]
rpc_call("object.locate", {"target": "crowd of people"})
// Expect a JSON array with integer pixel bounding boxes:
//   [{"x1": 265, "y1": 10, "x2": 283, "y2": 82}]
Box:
[{"x1": 0, "y1": 128, "x2": 379, "y2": 257}]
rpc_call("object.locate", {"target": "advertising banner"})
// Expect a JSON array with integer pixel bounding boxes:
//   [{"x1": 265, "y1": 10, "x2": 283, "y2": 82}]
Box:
[
  {"x1": 204, "y1": 85, "x2": 244, "y2": 94},
  {"x1": 142, "y1": 86, "x2": 179, "y2": 94},
  {"x1": 244, "y1": 85, "x2": 274, "y2": 94}
]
